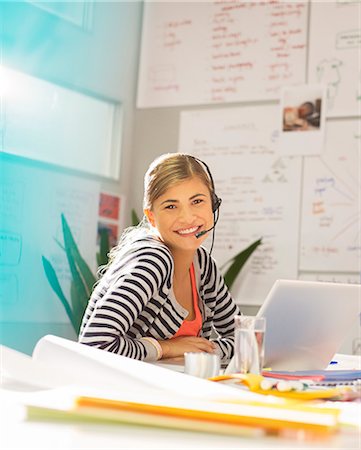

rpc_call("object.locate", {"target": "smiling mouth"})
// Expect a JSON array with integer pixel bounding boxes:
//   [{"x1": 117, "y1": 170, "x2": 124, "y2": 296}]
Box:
[{"x1": 176, "y1": 226, "x2": 201, "y2": 236}]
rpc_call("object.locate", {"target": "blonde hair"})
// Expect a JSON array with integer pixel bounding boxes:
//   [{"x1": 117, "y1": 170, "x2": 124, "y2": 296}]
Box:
[
  {"x1": 99, "y1": 153, "x2": 214, "y2": 275},
  {"x1": 143, "y1": 153, "x2": 213, "y2": 210}
]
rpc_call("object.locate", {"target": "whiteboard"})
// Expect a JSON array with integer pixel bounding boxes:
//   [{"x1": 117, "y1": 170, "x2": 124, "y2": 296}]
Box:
[
  {"x1": 0, "y1": 157, "x2": 100, "y2": 322},
  {"x1": 300, "y1": 119, "x2": 361, "y2": 272},
  {"x1": 308, "y1": 1, "x2": 361, "y2": 117},
  {"x1": 179, "y1": 105, "x2": 302, "y2": 305},
  {"x1": 179, "y1": 107, "x2": 360, "y2": 305},
  {"x1": 137, "y1": 0, "x2": 308, "y2": 107}
]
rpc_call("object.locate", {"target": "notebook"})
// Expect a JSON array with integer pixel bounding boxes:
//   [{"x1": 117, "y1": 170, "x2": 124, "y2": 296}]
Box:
[
  {"x1": 227, "y1": 279, "x2": 361, "y2": 372},
  {"x1": 262, "y1": 369, "x2": 361, "y2": 386}
]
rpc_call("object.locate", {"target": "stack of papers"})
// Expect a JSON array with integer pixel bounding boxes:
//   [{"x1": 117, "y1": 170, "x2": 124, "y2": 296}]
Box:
[
  {"x1": 0, "y1": 335, "x2": 347, "y2": 437},
  {"x1": 24, "y1": 386, "x2": 340, "y2": 437}
]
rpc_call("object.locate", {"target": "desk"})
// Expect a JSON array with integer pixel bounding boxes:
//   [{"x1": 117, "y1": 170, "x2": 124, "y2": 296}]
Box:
[
  {"x1": 1, "y1": 354, "x2": 360, "y2": 450},
  {"x1": 156, "y1": 353, "x2": 361, "y2": 372}
]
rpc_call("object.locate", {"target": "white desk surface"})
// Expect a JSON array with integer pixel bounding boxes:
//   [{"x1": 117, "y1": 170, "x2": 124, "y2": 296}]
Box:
[{"x1": 1, "y1": 354, "x2": 360, "y2": 450}]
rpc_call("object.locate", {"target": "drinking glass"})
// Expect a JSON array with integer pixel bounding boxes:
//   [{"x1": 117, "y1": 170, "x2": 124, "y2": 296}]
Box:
[{"x1": 234, "y1": 315, "x2": 266, "y2": 374}]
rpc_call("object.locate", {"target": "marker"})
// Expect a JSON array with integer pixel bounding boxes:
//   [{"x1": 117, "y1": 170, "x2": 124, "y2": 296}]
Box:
[
  {"x1": 260, "y1": 379, "x2": 309, "y2": 392},
  {"x1": 276, "y1": 380, "x2": 292, "y2": 392},
  {"x1": 276, "y1": 380, "x2": 309, "y2": 392},
  {"x1": 289, "y1": 380, "x2": 308, "y2": 391},
  {"x1": 260, "y1": 379, "x2": 277, "y2": 391}
]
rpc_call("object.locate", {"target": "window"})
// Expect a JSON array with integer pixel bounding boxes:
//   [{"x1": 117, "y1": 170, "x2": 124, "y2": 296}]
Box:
[{"x1": 0, "y1": 65, "x2": 123, "y2": 179}]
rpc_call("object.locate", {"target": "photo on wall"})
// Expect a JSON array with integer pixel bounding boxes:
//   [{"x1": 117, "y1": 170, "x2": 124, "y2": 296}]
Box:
[
  {"x1": 279, "y1": 85, "x2": 326, "y2": 156},
  {"x1": 97, "y1": 222, "x2": 119, "y2": 248},
  {"x1": 96, "y1": 192, "x2": 124, "y2": 257},
  {"x1": 99, "y1": 192, "x2": 121, "y2": 221}
]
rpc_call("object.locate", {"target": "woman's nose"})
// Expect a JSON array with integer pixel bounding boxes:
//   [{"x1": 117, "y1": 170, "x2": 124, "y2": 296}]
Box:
[{"x1": 178, "y1": 206, "x2": 195, "y2": 222}]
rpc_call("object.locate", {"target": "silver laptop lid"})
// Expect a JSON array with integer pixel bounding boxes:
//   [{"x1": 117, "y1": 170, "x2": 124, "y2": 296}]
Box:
[{"x1": 257, "y1": 279, "x2": 360, "y2": 371}]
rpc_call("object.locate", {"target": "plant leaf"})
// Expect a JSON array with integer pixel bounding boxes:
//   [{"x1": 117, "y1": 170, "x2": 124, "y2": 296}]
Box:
[
  {"x1": 54, "y1": 237, "x2": 65, "y2": 252},
  {"x1": 61, "y1": 214, "x2": 94, "y2": 323},
  {"x1": 96, "y1": 227, "x2": 110, "y2": 267},
  {"x1": 61, "y1": 214, "x2": 96, "y2": 296},
  {"x1": 223, "y1": 238, "x2": 262, "y2": 290},
  {"x1": 41, "y1": 256, "x2": 77, "y2": 331},
  {"x1": 70, "y1": 280, "x2": 89, "y2": 334},
  {"x1": 131, "y1": 209, "x2": 141, "y2": 226}
]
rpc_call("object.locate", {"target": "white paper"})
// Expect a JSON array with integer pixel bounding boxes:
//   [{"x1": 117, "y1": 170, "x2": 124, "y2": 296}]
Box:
[{"x1": 31, "y1": 335, "x2": 259, "y2": 402}]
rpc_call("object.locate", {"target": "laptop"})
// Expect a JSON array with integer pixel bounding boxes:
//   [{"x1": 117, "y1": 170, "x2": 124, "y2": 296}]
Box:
[{"x1": 226, "y1": 279, "x2": 361, "y2": 372}]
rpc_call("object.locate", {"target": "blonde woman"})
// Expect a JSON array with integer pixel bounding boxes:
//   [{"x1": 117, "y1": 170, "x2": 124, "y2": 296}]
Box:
[{"x1": 79, "y1": 153, "x2": 240, "y2": 362}]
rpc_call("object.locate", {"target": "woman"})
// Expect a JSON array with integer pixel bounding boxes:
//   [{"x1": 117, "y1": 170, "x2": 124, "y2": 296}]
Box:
[{"x1": 79, "y1": 153, "x2": 240, "y2": 362}]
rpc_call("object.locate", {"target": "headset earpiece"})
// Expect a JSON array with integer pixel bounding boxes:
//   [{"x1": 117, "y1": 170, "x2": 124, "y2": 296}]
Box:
[
  {"x1": 191, "y1": 156, "x2": 222, "y2": 214},
  {"x1": 191, "y1": 155, "x2": 221, "y2": 253},
  {"x1": 212, "y1": 194, "x2": 222, "y2": 213}
]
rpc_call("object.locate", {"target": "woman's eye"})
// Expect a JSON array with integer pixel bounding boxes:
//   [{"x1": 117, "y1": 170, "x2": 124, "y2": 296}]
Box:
[
  {"x1": 165, "y1": 204, "x2": 176, "y2": 210},
  {"x1": 193, "y1": 198, "x2": 203, "y2": 205}
]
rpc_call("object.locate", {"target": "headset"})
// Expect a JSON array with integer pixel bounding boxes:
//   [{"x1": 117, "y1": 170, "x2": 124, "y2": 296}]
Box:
[{"x1": 191, "y1": 156, "x2": 222, "y2": 252}]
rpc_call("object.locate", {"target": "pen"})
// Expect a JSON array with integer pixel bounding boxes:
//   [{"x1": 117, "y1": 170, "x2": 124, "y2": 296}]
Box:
[{"x1": 260, "y1": 379, "x2": 308, "y2": 392}]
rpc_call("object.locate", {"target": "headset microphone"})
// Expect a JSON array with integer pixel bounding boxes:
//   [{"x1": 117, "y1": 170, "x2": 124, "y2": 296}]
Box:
[
  {"x1": 195, "y1": 197, "x2": 221, "y2": 239},
  {"x1": 195, "y1": 224, "x2": 215, "y2": 239}
]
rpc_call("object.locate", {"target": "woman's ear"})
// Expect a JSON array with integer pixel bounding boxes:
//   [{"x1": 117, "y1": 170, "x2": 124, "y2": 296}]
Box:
[{"x1": 144, "y1": 209, "x2": 155, "y2": 227}]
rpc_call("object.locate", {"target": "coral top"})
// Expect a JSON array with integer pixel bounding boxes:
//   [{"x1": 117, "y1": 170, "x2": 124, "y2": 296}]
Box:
[{"x1": 173, "y1": 263, "x2": 202, "y2": 337}]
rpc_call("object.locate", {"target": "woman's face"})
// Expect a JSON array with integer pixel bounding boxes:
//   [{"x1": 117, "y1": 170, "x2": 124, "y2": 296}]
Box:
[{"x1": 145, "y1": 176, "x2": 214, "y2": 252}]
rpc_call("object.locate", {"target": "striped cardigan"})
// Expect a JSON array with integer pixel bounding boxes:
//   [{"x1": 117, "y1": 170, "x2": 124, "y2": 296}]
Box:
[{"x1": 79, "y1": 236, "x2": 240, "y2": 362}]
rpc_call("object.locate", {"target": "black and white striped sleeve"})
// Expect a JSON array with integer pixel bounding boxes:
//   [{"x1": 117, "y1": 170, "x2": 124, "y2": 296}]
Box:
[
  {"x1": 78, "y1": 245, "x2": 172, "y2": 361},
  {"x1": 210, "y1": 261, "x2": 240, "y2": 361}
]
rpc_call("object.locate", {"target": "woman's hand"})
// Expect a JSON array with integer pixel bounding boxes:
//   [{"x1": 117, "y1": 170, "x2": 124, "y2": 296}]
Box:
[{"x1": 158, "y1": 336, "x2": 217, "y2": 359}]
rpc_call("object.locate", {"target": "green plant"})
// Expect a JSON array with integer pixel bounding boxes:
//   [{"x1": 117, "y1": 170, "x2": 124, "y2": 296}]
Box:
[
  {"x1": 131, "y1": 208, "x2": 141, "y2": 226},
  {"x1": 42, "y1": 214, "x2": 110, "y2": 334},
  {"x1": 97, "y1": 227, "x2": 111, "y2": 266},
  {"x1": 221, "y1": 238, "x2": 262, "y2": 290}
]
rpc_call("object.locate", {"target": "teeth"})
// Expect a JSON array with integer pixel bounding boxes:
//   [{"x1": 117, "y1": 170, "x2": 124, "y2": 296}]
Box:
[{"x1": 177, "y1": 226, "x2": 198, "y2": 235}]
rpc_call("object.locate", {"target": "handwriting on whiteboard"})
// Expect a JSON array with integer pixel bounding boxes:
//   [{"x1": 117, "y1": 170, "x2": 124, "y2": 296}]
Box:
[
  {"x1": 308, "y1": 1, "x2": 361, "y2": 117},
  {"x1": 300, "y1": 119, "x2": 360, "y2": 272},
  {"x1": 138, "y1": 1, "x2": 308, "y2": 107}
]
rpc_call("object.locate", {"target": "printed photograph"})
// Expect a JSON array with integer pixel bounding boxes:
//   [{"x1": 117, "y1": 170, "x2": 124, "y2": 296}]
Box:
[
  {"x1": 280, "y1": 85, "x2": 326, "y2": 156},
  {"x1": 282, "y1": 88, "x2": 323, "y2": 132}
]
